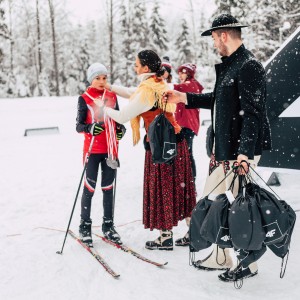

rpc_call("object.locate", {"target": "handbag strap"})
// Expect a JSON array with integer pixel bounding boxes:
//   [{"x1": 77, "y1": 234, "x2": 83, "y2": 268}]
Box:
[
  {"x1": 206, "y1": 168, "x2": 235, "y2": 196},
  {"x1": 248, "y1": 166, "x2": 282, "y2": 200}
]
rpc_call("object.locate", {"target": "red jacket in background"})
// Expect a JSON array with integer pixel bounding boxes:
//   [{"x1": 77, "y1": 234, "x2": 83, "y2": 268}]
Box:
[{"x1": 174, "y1": 78, "x2": 204, "y2": 135}]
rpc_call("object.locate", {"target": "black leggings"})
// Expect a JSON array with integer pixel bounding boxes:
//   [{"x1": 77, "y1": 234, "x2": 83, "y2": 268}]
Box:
[
  {"x1": 80, "y1": 153, "x2": 116, "y2": 221},
  {"x1": 182, "y1": 128, "x2": 196, "y2": 180}
]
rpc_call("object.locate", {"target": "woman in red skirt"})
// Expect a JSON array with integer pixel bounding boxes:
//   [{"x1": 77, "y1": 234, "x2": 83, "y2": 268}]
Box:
[{"x1": 104, "y1": 50, "x2": 196, "y2": 250}]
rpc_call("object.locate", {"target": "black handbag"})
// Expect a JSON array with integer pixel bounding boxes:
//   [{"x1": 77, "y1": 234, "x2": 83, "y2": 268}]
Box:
[
  {"x1": 248, "y1": 167, "x2": 297, "y2": 257},
  {"x1": 189, "y1": 196, "x2": 213, "y2": 252},
  {"x1": 229, "y1": 176, "x2": 266, "y2": 251},
  {"x1": 197, "y1": 170, "x2": 238, "y2": 249},
  {"x1": 240, "y1": 168, "x2": 297, "y2": 278},
  {"x1": 256, "y1": 186, "x2": 291, "y2": 245},
  {"x1": 148, "y1": 112, "x2": 177, "y2": 164},
  {"x1": 267, "y1": 200, "x2": 296, "y2": 258},
  {"x1": 200, "y1": 193, "x2": 233, "y2": 248}
]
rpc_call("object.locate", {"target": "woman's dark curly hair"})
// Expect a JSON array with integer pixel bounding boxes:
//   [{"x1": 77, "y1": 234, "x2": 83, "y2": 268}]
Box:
[{"x1": 137, "y1": 50, "x2": 165, "y2": 77}]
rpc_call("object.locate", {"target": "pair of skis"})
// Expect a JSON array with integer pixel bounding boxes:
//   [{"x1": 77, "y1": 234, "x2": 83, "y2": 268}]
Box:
[{"x1": 68, "y1": 230, "x2": 167, "y2": 278}]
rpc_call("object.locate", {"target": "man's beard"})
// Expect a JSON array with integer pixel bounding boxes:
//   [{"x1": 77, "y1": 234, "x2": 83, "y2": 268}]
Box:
[{"x1": 218, "y1": 40, "x2": 229, "y2": 57}]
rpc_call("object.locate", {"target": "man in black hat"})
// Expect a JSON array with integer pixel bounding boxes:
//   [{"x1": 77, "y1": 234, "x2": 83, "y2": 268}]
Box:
[{"x1": 165, "y1": 14, "x2": 272, "y2": 282}]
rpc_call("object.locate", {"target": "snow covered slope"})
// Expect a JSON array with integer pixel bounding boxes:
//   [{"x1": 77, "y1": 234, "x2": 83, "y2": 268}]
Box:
[{"x1": 0, "y1": 96, "x2": 299, "y2": 300}]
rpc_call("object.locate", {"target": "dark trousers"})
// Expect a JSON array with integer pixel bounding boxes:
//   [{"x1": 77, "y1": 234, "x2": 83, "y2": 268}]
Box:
[
  {"x1": 81, "y1": 153, "x2": 116, "y2": 222},
  {"x1": 182, "y1": 128, "x2": 196, "y2": 180}
]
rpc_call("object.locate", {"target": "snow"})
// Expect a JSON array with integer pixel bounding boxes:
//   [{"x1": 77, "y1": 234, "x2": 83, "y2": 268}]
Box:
[{"x1": 0, "y1": 96, "x2": 299, "y2": 300}]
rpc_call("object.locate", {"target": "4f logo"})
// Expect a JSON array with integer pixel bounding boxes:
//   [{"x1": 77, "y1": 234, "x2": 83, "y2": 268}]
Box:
[
  {"x1": 167, "y1": 149, "x2": 176, "y2": 155},
  {"x1": 266, "y1": 229, "x2": 276, "y2": 238},
  {"x1": 221, "y1": 235, "x2": 230, "y2": 242}
]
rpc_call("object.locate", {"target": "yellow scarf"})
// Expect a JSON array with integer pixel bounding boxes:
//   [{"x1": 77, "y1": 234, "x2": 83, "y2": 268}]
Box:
[{"x1": 130, "y1": 77, "x2": 176, "y2": 145}]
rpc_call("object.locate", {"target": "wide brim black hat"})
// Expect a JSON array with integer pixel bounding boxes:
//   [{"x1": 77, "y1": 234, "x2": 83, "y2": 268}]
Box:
[{"x1": 201, "y1": 14, "x2": 249, "y2": 36}]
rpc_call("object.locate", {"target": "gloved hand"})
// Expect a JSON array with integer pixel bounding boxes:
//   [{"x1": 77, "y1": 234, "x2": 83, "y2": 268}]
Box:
[
  {"x1": 116, "y1": 124, "x2": 126, "y2": 140},
  {"x1": 89, "y1": 122, "x2": 105, "y2": 136}
]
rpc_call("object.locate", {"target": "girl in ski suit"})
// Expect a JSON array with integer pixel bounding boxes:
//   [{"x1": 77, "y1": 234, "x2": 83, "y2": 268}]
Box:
[{"x1": 76, "y1": 63, "x2": 125, "y2": 246}]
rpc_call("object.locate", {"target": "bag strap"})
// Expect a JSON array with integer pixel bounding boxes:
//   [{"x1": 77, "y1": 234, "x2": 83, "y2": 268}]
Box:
[
  {"x1": 248, "y1": 166, "x2": 282, "y2": 200},
  {"x1": 280, "y1": 250, "x2": 290, "y2": 278},
  {"x1": 206, "y1": 168, "x2": 235, "y2": 196}
]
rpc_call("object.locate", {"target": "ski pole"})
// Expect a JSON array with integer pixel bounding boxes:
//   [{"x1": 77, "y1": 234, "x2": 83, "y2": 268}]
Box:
[{"x1": 57, "y1": 136, "x2": 95, "y2": 255}]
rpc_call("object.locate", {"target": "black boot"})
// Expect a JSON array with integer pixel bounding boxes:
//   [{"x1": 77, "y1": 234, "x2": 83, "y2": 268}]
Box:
[
  {"x1": 175, "y1": 231, "x2": 190, "y2": 246},
  {"x1": 79, "y1": 219, "x2": 93, "y2": 247},
  {"x1": 145, "y1": 230, "x2": 173, "y2": 250},
  {"x1": 218, "y1": 263, "x2": 258, "y2": 283},
  {"x1": 102, "y1": 217, "x2": 122, "y2": 245}
]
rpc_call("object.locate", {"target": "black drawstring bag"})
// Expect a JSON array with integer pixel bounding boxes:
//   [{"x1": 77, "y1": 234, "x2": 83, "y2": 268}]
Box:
[
  {"x1": 200, "y1": 193, "x2": 233, "y2": 248},
  {"x1": 189, "y1": 196, "x2": 213, "y2": 252},
  {"x1": 255, "y1": 186, "x2": 291, "y2": 245},
  {"x1": 267, "y1": 200, "x2": 296, "y2": 258},
  {"x1": 148, "y1": 112, "x2": 177, "y2": 164},
  {"x1": 228, "y1": 176, "x2": 266, "y2": 250},
  {"x1": 245, "y1": 168, "x2": 297, "y2": 278},
  {"x1": 248, "y1": 167, "x2": 297, "y2": 260},
  {"x1": 197, "y1": 170, "x2": 238, "y2": 249}
]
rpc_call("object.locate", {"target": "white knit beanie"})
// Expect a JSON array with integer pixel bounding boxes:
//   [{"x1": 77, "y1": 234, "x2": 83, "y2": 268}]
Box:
[{"x1": 87, "y1": 63, "x2": 108, "y2": 83}]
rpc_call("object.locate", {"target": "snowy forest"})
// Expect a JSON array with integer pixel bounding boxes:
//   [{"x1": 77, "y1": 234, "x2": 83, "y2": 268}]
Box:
[{"x1": 0, "y1": 0, "x2": 299, "y2": 98}]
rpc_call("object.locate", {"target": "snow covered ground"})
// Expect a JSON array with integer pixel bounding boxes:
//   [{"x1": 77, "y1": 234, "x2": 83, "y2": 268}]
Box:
[{"x1": 0, "y1": 96, "x2": 299, "y2": 300}]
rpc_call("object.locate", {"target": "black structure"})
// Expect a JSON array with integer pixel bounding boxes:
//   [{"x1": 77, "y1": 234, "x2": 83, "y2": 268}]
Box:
[{"x1": 257, "y1": 27, "x2": 300, "y2": 170}]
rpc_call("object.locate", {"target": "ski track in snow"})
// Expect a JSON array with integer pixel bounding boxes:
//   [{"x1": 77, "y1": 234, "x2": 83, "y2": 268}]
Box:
[{"x1": 0, "y1": 96, "x2": 299, "y2": 300}]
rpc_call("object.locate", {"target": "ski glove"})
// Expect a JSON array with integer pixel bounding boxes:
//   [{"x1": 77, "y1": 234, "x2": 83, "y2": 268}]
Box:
[
  {"x1": 89, "y1": 122, "x2": 105, "y2": 136},
  {"x1": 116, "y1": 124, "x2": 126, "y2": 140}
]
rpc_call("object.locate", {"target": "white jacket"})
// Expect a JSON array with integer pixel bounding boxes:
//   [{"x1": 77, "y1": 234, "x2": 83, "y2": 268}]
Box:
[{"x1": 104, "y1": 73, "x2": 155, "y2": 124}]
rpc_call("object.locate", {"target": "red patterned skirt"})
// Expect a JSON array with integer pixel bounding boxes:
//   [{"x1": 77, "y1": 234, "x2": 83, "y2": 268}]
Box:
[{"x1": 143, "y1": 139, "x2": 196, "y2": 230}]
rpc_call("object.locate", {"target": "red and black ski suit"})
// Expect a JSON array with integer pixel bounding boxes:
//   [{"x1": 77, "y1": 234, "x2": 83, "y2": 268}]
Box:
[{"x1": 76, "y1": 87, "x2": 121, "y2": 222}]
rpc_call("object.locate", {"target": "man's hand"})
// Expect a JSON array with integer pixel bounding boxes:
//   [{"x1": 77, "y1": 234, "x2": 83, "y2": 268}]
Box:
[
  {"x1": 236, "y1": 154, "x2": 249, "y2": 175},
  {"x1": 163, "y1": 90, "x2": 187, "y2": 104}
]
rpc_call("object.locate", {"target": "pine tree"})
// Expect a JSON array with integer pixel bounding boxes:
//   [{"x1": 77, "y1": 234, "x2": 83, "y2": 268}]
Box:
[
  {"x1": 276, "y1": 0, "x2": 300, "y2": 41},
  {"x1": 197, "y1": 11, "x2": 217, "y2": 90},
  {"x1": 131, "y1": 0, "x2": 149, "y2": 49},
  {"x1": 123, "y1": 0, "x2": 150, "y2": 85},
  {"x1": 214, "y1": 0, "x2": 250, "y2": 19},
  {"x1": 48, "y1": 0, "x2": 60, "y2": 96},
  {"x1": 62, "y1": 24, "x2": 91, "y2": 95},
  {"x1": 0, "y1": 0, "x2": 9, "y2": 95},
  {"x1": 175, "y1": 18, "x2": 193, "y2": 65},
  {"x1": 115, "y1": 1, "x2": 134, "y2": 86},
  {"x1": 246, "y1": 0, "x2": 299, "y2": 61},
  {"x1": 149, "y1": 1, "x2": 168, "y2": 54},
  {"x1": 0, "y1": 0, "x2": 8, "y2": 39}
]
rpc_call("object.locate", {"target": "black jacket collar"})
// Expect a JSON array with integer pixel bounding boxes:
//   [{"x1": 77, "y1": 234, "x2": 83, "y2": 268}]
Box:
[{"x1": 220, "y1": 44, "x2": 245, "y2": 65}]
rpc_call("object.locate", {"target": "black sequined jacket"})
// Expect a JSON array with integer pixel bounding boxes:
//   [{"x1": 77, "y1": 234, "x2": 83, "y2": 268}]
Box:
[{"x1": 186, "y1": 44, "x2": 272, "y2": 161}]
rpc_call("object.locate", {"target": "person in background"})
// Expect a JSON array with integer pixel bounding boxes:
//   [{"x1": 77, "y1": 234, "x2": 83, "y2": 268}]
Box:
[
  {"x1": 164, "y1": 14, "x2": 271, "y2": 282},
  {"x1": 161, "y1": 56, "x2": 173, "y2": 84},
  {"x1": 173, "y1": 63, "x2": 204, "y2": 247},
  {"x1": 76, "y1": 63, "x2": 126, "y2": 247},
  {"x1": 104, "y1": 50, "x2": 196, "y2": 251}
]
